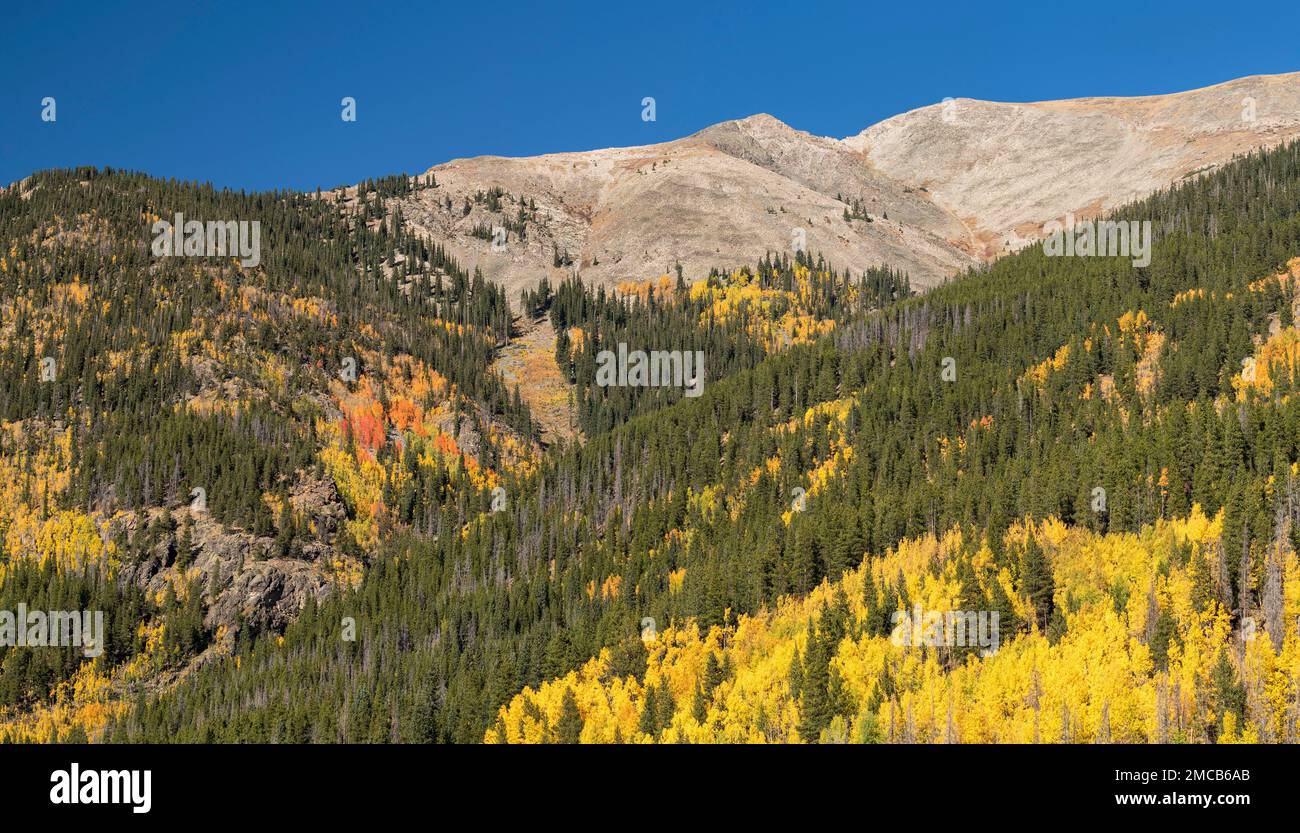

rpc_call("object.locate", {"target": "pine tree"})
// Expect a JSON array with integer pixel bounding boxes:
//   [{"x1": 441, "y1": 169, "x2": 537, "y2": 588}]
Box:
[
  {"x1": 703, "y1": 652, "x2": 723, "y2": 697},
  {"x1": 656, "y1": 684, "x2": 676, "y2": 733},
  {"x1": 638, "y1": 684, "x2": 658, "y2": 737},
  {"x1": 797, "y1": 620, "x2": 832, "y2": 742},
  {"x1": 1020, "y1": 534, "x2": 1054, "y2": 632},
  {"x1": 556, "y1": 688, "x2": 583, "y2": 744},
  {"x1": 691, "y1": 684, "x2": 708, "y2": 725}
]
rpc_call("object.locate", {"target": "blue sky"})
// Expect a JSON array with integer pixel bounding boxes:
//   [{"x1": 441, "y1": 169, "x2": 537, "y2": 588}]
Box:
[{"x1": 2, "y1": 0, "x2": 1298, "y2": 191}]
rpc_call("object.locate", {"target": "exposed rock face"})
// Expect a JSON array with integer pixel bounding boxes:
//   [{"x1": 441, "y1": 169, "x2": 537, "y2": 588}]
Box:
[
  {"x1": 206, "y1": 557, "x2": 331, "y2": 637},
  {"x1": 380, "y1": 72, "x2": 1300, "y2": 301},
  {"x1": 288, "y1": 476, "x2": 348, "y2": 554},
  {"x1": 116, "y1": 474, "x2": 348, "y2": 648}
]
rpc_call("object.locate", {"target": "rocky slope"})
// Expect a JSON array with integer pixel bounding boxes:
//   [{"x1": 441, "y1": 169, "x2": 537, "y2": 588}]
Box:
[
  {"x1": 848, "y1": 71, "x2": 1300, "y2": 259},
  {"x1": 382, "y1": 72, "x2": 1300, "y2": 301}
]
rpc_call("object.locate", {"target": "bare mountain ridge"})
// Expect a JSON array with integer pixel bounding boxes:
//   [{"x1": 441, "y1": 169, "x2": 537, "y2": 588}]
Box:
[
  {"x1": 846, "y1": 72, "x2": 1300, "y2": 260},
  {"x1": 380, "y1": 72, "x2": 1300, "y2": 302}
]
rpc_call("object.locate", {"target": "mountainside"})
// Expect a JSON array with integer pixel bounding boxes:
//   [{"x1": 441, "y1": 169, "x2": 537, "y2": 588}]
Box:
[
  {"x1": 4, "y1": 82, "x2": 1300, "y2": 747},
  {"x1": 0, "y1": 169, "x2": 537, "y2": 740},
  {"x1": 380, "y1": 73, "x2": 1300, "y2": 301},
  {"x1": 72, "y1": 136, "x2": 1300, "y2": 744},
  {"x1": 387, "y1": 122, "x2": 969, "y2": 304}
]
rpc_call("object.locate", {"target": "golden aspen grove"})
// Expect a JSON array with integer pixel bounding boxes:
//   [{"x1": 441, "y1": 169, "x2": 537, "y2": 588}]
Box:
[{"x1": 488, "y1": 510, "x2": 1300, "y2": 744}]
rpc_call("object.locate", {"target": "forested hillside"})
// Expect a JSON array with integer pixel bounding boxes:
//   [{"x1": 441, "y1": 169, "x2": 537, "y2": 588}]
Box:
[
  {"x1": 482, "y1": 141, "x2": 1300, "y2": 743},
  {"x1": 0, "y1": 169, "x2": 535, "y2": 741},
  {"x1": 5, "y1": 136, "x2": 1300, "y2": 744},
  {"x1": 481, "y1": 143, "x2": 1300, "y2": 744},
  {"x1": 489, "y1": 510, "x2": 1297, "y2": 744}
]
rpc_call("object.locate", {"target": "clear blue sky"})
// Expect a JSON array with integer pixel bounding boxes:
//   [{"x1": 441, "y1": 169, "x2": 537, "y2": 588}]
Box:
[{"x1": 3, "y1": 0, "x2": 1298, "y2": 192}]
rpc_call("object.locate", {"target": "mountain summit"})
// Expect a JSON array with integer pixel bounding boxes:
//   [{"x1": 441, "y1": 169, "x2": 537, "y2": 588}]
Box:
[{"x1": 376, "y1": 72, "x2": 1300, "y2": 301}]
